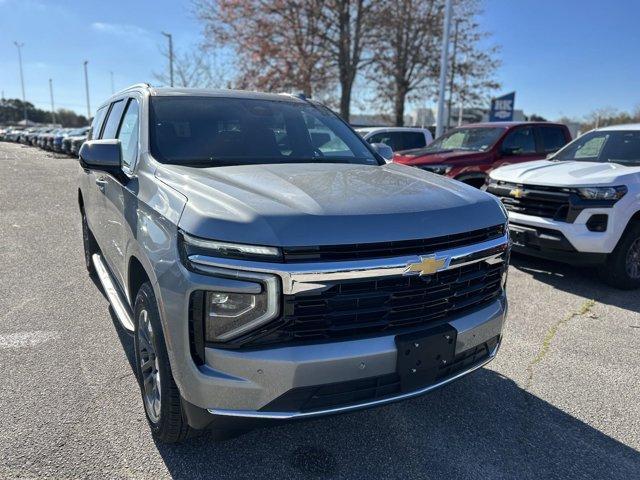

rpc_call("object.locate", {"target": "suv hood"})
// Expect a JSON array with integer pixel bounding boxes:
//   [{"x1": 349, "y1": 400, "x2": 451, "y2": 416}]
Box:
[
  {"x1": 155, "y1": 162, "x2": 505, "y2": 246},
  {"x1": 394, "y1": 149, "x2": 487, "y2": 165},
  {"x1": 490, "y1": 159, "x2": 640, "y2": 187}
]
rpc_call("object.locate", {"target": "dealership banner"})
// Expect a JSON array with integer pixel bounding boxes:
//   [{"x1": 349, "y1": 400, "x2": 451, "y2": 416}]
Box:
[{"x1": 489, "y1": 92, "x2": 515, "y2": 122}]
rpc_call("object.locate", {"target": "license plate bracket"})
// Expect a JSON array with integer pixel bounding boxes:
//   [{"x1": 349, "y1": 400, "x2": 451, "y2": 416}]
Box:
[{"x1": 395, "y1": 324, "x2": 457, "y2": 392}]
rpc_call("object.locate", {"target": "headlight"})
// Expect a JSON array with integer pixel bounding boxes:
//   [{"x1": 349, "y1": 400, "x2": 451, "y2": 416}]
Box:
[
  {"x1": 420, "y1": 164, "x2": 452, "y2": 175},
  {"x1": 180, "y1": 231, "x2": 282, "y2": 262},
  {"x1": 190, "y1": 270, "x2": 279, "y2": 345},
  {"x1": 205, "y1": 287, "x2": 273, "y2": 341},
  {"x1": 575, "y1": 185, "x2": 627, "y2": 201}
]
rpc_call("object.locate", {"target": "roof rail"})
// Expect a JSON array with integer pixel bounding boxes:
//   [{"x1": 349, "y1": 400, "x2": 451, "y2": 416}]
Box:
[
  {"x1": 112, "y1": 83, "x2": 152, "y2": 96},
  {"x1": 279, "y1": 92, "x2": 311, "y2": 101}
]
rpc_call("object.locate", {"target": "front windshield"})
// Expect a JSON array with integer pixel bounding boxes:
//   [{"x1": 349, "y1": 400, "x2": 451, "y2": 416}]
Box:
[
  {"x1": 422, "y1": 127, "x2": 504, "y2": 153},
  {"x1": 149, "y1": 96, "x2": 379, "y2": 167},
  {"x1": 553, "y1": 130, "x2": 640, "y2": 166}
]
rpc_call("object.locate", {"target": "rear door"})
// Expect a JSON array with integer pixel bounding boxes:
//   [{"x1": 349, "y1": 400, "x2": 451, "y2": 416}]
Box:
[{"x1": 494, "y1": 125, "x2": 540, "y2": 169}]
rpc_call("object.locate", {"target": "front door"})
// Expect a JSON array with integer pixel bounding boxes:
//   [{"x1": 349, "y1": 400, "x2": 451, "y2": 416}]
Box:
[{"x1": 494, "y1": 126, "x2": 541, "y2": 169}]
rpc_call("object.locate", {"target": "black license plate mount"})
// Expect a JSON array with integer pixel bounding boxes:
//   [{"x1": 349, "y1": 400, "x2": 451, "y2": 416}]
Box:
[{"x1": 395, "y1": 324, "x2": 457, "y2": 392}]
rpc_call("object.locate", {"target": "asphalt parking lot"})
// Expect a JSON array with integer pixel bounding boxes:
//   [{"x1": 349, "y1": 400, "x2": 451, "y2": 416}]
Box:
[{"x1": 0, "y1": 141, "x2": 638, "y2": 480}]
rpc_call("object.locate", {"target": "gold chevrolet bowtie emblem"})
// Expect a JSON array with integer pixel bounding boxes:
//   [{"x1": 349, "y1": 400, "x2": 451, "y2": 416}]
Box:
[
  {"x1": 405, "y1": 256, "x2": 447, "y2": 276},
  {"x1": 510, "y1": 187, "x2": 524, "y2": 198}
]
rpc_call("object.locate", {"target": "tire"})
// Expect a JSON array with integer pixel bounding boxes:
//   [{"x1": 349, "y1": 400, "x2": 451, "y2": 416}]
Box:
[
  {"x1": 599, "y1": 221, "x2": 640, "y2": 290},
  {"x1": 81, "y1": 208, "x2": 99, "y2": 274},
  {"x1": 133, "y1": 282, "x2": 194, "y2": 443}
]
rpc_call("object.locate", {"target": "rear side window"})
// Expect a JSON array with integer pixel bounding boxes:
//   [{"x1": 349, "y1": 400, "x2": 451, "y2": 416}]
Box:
[
  {"x1": 117, "y1": 99, "x2": 140, "y2": 169},
  {"x1": 89, "y1": 106, "x2": 108, "y2": 140},
  {"x1": 400, "y1": 132, "x2": 427, "y2": 150},
  {"x1": 101, "y1": 100, "x2": 126, "y2": 139},
  {"x1": 539, "y1": 126, "x2": 567, "y2": 153},
  {"x1": 368, "y1": 132, "x2": 403, "y2": 151},
  {"x1": 502, "y1": 127, "x2": 536, "y2": 154}
]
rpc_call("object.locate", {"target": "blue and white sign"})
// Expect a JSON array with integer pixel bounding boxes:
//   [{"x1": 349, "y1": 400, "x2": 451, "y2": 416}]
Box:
[{"x1": 489, "y1": 92, "x2": 515, "y2": 122}]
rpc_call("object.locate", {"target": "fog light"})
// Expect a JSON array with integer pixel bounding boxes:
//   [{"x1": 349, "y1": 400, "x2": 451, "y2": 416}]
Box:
[{"x1": 586, "y1": 214, "x2": 608, "y2": 232}]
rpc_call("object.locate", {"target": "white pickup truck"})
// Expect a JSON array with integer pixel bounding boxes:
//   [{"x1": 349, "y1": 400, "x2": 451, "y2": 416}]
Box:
[{"x1": 486, "y1": 124, "x2": 640, "y2": 289}]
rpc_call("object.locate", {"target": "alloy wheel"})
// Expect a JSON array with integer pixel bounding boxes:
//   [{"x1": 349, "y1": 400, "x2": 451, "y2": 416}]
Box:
[{"x1": 626, "y1": 237, "x2": 640, "y2": 279}]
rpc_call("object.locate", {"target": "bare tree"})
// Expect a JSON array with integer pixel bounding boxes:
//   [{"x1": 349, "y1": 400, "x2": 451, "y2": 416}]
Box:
[
  {"x1": 367, "y1": 0, "x2": 500, "y2": 126},
  {"x1": 318, "y1": 0, "x2": 377, "y2": 120},
  {"x1": 195, "y1": 0, "x2": 332, "y2": 97},
  {"x1": 367, "y1": 0, "x2": 443, "y2": 126},
  {"x1": 153, "y1": 45, "x2": 226, "y2": 88},
  {"x1": 446, "y1": 0, "x2": 500, "y2": 118}
]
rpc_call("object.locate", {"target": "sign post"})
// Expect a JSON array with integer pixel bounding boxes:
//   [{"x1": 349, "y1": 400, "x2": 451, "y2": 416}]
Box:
[{"x1": 489, "y1": 92, "x2": 515, "y2": 122}]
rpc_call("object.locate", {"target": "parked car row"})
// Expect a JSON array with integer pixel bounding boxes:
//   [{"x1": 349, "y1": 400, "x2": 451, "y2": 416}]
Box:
[
  {"x1": 0, "y1": 125, "x2": 89, "y2": 156},
  {"x1": 383, "y1": 121, "x2": 639, "y2": 290}
]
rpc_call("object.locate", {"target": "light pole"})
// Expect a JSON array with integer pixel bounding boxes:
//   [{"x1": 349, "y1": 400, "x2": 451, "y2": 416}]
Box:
[
  {"x1": 83, "y1": 60, "x2": 91, "y2": 119},
  {"x1": 14, "y1": 41, "x2": 27, "y2": 124},
  {"x1": 49, "y1": 78, "x2": 56, "y2": 124},
  {"x1": 435, "y1": 0, "x2": 453, "y2": 138},
  {"x1": 446, "y1": 19, "x2": 461, "y2": 130},
  {"x1": 161, "y1": 31, "x2": 174, "y2": 87}
]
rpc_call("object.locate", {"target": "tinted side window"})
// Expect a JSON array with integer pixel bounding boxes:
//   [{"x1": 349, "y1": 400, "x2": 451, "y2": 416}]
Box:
[
  {"x1": 367, "y1": 132, "x2": 393, "y2": 149},
  {"x1": 502, "y1": 127, "x2": 536, "y2": 154},
  {"x1": 401, "y1": 132, "x2": 427, "y2": 150},
  {"x1": 89, "y1": 106, "x2": 108, "y2": 140},
  {"x1": 101, "y1": 100, "x2": 126, "y2": 139},
  {"x1": 540, "y1": 127, "x2": 567, "y2": 153},
  {"x1": 117, "y1": 99, "x2": 140, "y2": 168}
]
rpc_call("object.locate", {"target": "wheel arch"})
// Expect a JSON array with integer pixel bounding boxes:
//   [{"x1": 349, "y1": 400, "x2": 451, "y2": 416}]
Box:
[
  {"x1": 127, "y1": 255, "x2": 155, "y2": 306},
  {"x1": 454, "y1": 171, "x2": 487, "y2": 188}
]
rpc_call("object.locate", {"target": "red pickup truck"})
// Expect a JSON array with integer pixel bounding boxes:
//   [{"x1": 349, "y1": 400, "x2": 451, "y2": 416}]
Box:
[{"x1": 393, "y1": 122, "x2": 572, "y2": 188}]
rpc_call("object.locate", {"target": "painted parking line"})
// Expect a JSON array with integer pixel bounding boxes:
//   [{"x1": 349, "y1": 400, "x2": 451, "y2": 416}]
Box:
[{"x1": 0, "y1": 331, "x2": 59, "y2": 349}]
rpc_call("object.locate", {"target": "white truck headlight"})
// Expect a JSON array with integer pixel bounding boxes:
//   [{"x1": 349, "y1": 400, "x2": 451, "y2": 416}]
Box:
[{"x1": 576, "y1": 185, "x2": 627, "y2": 201}]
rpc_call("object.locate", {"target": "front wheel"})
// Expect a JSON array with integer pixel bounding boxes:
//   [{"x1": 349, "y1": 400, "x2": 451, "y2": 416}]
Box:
[
  {"x1": 599, "y1": 221, "x2": 640, "y2": 289},
  {"x1": 134, "y1": 282, "x2": 194, "y2": 443}
]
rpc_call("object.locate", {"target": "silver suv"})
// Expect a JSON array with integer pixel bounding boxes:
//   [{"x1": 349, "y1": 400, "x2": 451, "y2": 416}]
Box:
[{"x1": 78, "y1": 84, "x2": 510, "y2": 443}]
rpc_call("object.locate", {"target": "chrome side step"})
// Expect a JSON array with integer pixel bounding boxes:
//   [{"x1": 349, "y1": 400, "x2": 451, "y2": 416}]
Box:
[{"x1": 92, "y1": 253, "x2": 135, "y2": 332}]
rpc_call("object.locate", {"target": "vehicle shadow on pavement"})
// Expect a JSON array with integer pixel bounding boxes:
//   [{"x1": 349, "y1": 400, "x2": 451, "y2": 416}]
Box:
[
  {"x1": 142, "y1": 368, "x2": 639, "y2": 480},
  {"x1": 510, "y1": 253, "x2": 640, "y2": 314},
  {"x1": 102, "y1": 290, "x2": 639, "y2": 479}
]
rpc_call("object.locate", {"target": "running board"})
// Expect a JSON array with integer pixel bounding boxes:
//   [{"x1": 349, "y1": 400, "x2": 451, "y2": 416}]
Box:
[{"x1": 92, "y1": 253, "x2": 135, "y2": 332}]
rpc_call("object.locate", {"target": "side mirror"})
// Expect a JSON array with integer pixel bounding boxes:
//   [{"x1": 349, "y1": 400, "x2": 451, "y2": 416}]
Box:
[
  {"x1": 370, "y1": 142, "x2": 394, "y2": 162},
  {"x1": 79, "y1": 139, "x2": 122, "y2": 173}
]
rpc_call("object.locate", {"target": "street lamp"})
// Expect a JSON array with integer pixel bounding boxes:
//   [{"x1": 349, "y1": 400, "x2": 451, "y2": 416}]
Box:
[
  {"x1": 435, "y1": 0, "x2": 453, "y2": 138},
  {"x1": 83, "y1": 60, "x2": 91, "y2": 119},
  {"x1": 49, "y1": 78, "x2": 56, "y2": 124},
  {"x1": 13, "y1": 41, "x2": 27, "y2": 124},
  {"x1": 161, "y1": 31, "x2": 174, "y2": 87}
]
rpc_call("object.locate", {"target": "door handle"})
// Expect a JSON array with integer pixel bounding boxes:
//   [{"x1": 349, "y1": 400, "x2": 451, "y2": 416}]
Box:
[{"x1": 95, "y1": 177, "x2": 107, "y2": 192}]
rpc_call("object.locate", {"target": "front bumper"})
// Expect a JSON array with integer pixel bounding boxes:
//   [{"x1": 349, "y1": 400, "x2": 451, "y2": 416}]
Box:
[
  {"x1": 202, "y1": 297, "x2": 506, "y2": 420},
  {"x1": 155, "y1": 233, "x2": 509, "y2": 424},
  {"x1": 509, "y1": 222, "x2": 607, "y2": 265}
]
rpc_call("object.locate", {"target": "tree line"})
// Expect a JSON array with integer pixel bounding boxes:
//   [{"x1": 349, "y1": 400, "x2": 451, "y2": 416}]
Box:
[
  {"x1": 0, "y1": 99, "x2": 89, "y2": 127},
  {"x1": 156, "y1": 0, "x2": 500, "y2": 126}
]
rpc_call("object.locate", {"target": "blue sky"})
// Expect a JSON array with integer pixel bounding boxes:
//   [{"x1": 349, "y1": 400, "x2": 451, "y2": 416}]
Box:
[{"x1": 0, "y1": 0, "x2": 639, "y2": 120}]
